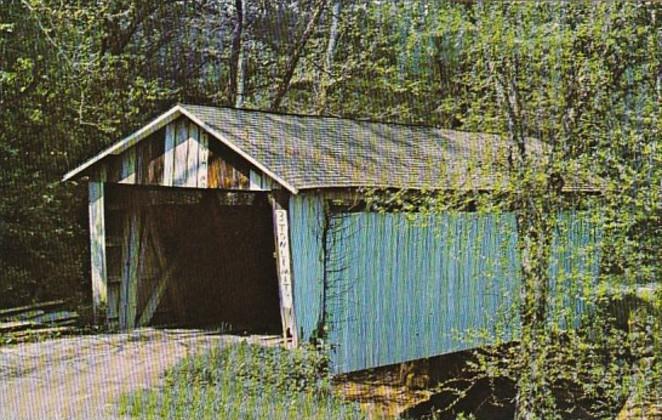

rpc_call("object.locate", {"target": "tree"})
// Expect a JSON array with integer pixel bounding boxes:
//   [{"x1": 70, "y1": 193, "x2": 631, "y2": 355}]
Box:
[
  {"x1": 227, "y1": 0, "x2": 245, "y2": 107},
  {"x1": 270, "y1": 0, "x2": 327, "y2": 111},
  {"x1": 419, "y1": 2, "x2": 660, "y2": 417},
  {"x1": 317, "y1": 0, "x2": 341, "y2": 113}
]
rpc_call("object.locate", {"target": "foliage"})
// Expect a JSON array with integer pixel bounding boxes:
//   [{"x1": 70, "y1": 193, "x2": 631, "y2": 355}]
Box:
[
  {"x1": 165, "y1": 341, "x2": 330, "y2": 395},
  {"x1": 118, "y1": 342, "x2": 366, "y2": 419},
  {"x1": 1, "y1": 0, "x2": 659, "y2": 417},
  {"x1": 360, "y1": 2, "x2": 661, "y2": 418},
  {"x1": 0, "y1": 0, "x2": 175, "y2": 306},
  {"x1": 362, "y1": 1, "x2": 660, "y2": 417}
]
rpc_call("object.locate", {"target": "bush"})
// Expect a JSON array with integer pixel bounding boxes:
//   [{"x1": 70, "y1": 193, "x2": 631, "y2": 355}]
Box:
[
  {"x1": 119, "y1": 342, "x2": 365, "y2": 419},
  {"x1": 165, "y1": 342, "x2": 330, "y2": 395}
]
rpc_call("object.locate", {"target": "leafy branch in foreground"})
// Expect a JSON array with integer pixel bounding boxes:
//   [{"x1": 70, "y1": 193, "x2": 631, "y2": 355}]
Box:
[{"x1": 367, "y1": 2, "x2": 660, "y2": 418}]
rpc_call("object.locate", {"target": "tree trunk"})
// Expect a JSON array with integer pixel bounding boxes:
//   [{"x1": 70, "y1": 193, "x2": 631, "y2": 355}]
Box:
[
  {"x1": 514, "y1": 184, "x2": 556, "y2": 419},
  {"x1": 318, "y1": 0, "x2": 341, "y2": 113},
  {"x1": 228, "y1": 0, "x2": 243, "y2": 106},
  {"x1": 270, "y1": 0, "x2": 327, "y2": 111},
  {"x1": 235, "y1": 0, "x2": 248, "y2": 108}
]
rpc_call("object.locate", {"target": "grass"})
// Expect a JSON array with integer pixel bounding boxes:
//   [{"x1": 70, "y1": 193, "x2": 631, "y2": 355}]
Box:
[
  {"x1": 0, "y1": 324, "x2": 104, "y2": 346},
  {"x1": 118, "y1": 342, "x2": 368, "y2": 419}
]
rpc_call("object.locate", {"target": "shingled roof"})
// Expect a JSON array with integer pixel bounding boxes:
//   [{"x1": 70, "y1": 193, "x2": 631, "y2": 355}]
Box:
[{"x1": 64, "y1": 104, "x2": 594, "y2": 192}]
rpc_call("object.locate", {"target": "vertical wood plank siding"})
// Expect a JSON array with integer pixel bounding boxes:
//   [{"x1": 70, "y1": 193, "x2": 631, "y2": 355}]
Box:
[
  {"x1": 163, "y1": 124, "x2": 175, "y2": 186},
  {"x1": 289, "y1": 195, "x2": 601, "y2": 374},
  {"x1": 250, "y1": 170, "x2": 275, "y2": 190},
  {"x1": 197, "y1": 133, "x2": 209, "y2": 188},
  {"x1": 88, "y1": 168, "x2": 107, "y2": 323},
  {"x1": 119, "y1": 147, "x2": 137, "y2": 184},
  {"x1": 119, "y1": 208, "x2": 142, "y2": 330},
  {"x1": 547, "y1": 213, "x2": 602, "y2": 329},
  {"x1": 207, "y1": 141, "x2": 251, "y2": 189},
  {"x1": 108, "y1": 117, "x2": 263, "y2": 190},
  {"x1": 289, "y1": 194, "x2": 326, "y2": 342},
  {"x1": 324, "y1": 212, "x2": 522, "y2": 373},
  {"x1": 173, "y1": 119, "x2": 189, "y2": 186}
]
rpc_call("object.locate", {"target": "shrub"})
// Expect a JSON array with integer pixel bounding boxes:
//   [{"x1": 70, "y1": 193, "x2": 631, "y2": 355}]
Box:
[{"x1": 119, "y1": 342, "x2": 365, "y2": 419}]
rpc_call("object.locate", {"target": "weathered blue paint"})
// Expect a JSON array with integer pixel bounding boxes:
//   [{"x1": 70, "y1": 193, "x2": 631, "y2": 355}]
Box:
[
  {"x1": 547, "y1": 212, "x2": 602, "y2": 329},
  {"x1": 324, "y1": 212, "x2": 522, "y2": 373},
  {"x1": 289, "y1": 194, "x2": 326, "y2": 342},
  {"x1": 288, "y1": 194, "x2": 602, "y2": 374}
]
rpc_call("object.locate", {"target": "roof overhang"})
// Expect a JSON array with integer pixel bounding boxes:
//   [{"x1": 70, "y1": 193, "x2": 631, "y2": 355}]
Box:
[{"x1": 62, "y1": 104, "x2": 298, "y2": 194}]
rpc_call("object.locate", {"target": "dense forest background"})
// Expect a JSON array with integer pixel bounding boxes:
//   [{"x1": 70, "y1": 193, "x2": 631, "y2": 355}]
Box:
[
  {"x1": 1, "y1": 1, "x2": 661, "y2": 417},
  {"x1": 0, "y1": 0, "x2": 659, "y2": 320}
]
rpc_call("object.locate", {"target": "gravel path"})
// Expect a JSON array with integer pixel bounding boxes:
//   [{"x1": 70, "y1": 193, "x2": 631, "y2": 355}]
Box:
[{"x1": 0, "y1": 328, "x2": 280, "y2": 419}]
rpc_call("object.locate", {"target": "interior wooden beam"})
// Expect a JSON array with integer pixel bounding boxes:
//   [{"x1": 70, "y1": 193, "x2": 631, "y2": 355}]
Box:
[
  {"x1": 138, "y1": 263, "x2": 176, "y2": 327},
  {"x1": 106, "y1": 184, "x2": 268, "y2": 210},
  {"x1": 137, "y1": 214, "x2": 172, "y2": 327},
  {"x1": 119, "y1": 207, "x2": 141, "y2": 330}
]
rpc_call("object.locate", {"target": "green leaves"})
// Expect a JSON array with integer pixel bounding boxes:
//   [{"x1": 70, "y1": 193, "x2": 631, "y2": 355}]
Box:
[
  {"x1": 120, "y1": 343, "x2": 364, "y2": 419},
  {"x1": 360, "y1": 2, "x2": 660, "y2": 417},
  {"x1": 1, "y1": 1, "x2": 659, "y2": 416}
]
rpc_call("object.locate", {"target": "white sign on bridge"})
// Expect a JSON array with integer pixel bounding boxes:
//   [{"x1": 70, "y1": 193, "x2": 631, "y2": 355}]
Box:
[{"x1": 273, "y1": 209, "x2": 296, "y2": 344}]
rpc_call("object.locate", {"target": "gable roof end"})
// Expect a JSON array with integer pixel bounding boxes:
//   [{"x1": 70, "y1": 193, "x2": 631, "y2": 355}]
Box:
[
  {"x1": 62, "y1": 105, "x2": 184, "y2": 182},
  {"x1": 61, "y1": 105, "x2": 297, "y2": 194},
  {"x1": 177, "y1": 106, "x2": 298, "y2": 193}
]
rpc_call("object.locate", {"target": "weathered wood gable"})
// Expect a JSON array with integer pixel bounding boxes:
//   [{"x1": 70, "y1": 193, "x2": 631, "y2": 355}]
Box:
[{"x1": 94, "y1": 117, "x2": 275, "y2": 191}]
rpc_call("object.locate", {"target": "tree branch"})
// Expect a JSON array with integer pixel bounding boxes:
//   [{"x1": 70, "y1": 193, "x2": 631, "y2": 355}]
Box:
[{"x1": 270, "y1": 0, "x2": 327, "y2": 111}]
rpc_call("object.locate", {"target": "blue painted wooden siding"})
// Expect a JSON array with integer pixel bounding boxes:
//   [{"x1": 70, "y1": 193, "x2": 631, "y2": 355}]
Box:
[
  {"x1": 289, "y1": 194, "x2": 326, "y2": 342},
  {"x1": 324, "y1": 212, "x2": 523, "y2": 373},
  {"x1": 547, "y1": 213, "x2": 602, "y2": 329},
  {"x1": 289, "y1": 194, "x2": 601, "y2": 374}
]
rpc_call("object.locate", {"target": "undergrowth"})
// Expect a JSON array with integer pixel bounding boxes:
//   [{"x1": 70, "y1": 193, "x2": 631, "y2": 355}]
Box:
[{"x1": 118, "y1": 342, "x2": 367, "y2": 419}]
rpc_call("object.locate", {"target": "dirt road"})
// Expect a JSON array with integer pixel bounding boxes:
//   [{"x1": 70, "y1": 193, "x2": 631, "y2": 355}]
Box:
[{"x1": 0, "y1": 328, "x2": 280, "y2": 419}]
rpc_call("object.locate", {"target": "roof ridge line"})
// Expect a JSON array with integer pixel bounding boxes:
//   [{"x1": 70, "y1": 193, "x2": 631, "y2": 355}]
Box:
[{"x1": 179, "y1": 103, "x2": 501, "y2": 136}]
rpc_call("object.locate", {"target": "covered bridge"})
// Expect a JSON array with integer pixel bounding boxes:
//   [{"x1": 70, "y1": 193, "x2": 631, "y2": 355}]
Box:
[{"x1": 64, "y1": 104, "x2": 600, "y2": 373}]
